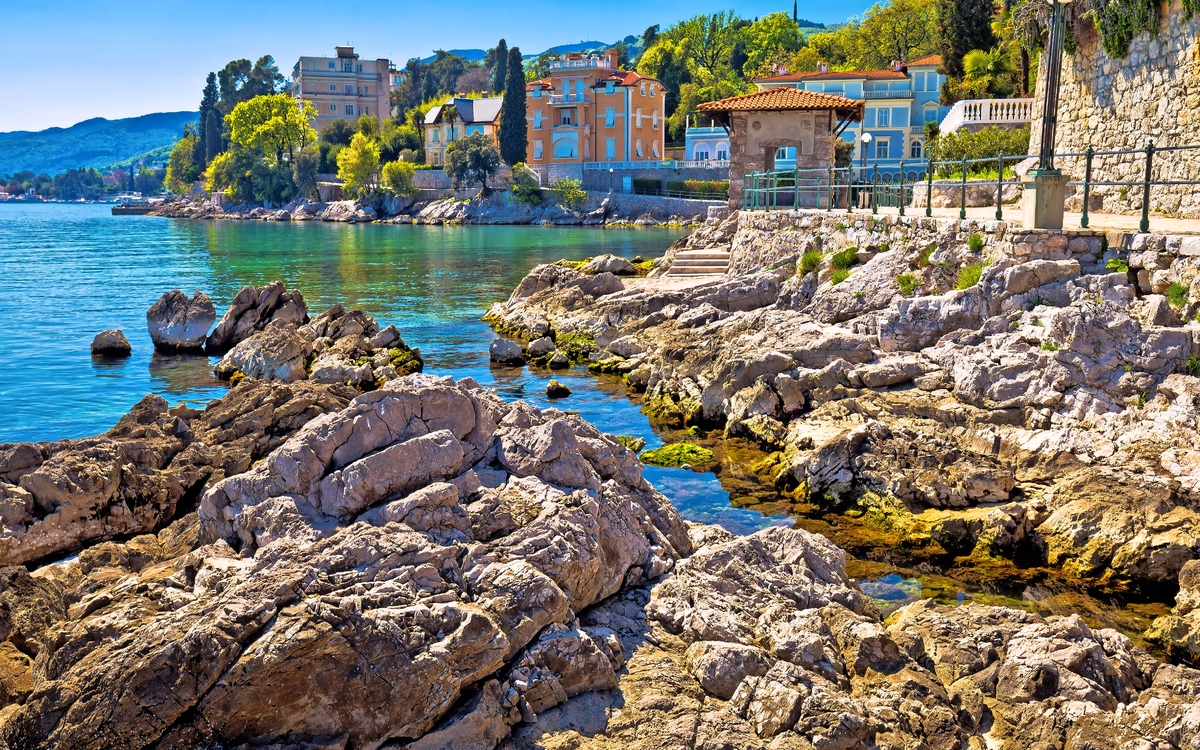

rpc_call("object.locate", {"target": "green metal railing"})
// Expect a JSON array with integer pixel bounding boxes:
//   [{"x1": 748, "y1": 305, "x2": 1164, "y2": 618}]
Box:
[{"x1": 741, "y1": 142, "x2": 1200, "y2": 233}]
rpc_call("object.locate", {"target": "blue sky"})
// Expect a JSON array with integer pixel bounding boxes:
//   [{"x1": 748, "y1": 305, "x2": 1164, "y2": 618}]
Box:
[{"x1": 0, "y1": 0, "x2": 876, "y2": 133}]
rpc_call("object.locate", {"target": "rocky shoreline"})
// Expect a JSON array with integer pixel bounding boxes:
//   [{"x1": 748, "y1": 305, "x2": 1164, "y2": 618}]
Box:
[
  {"x1": 148, "y1": 192, "x2": 719, "y2": 228},
  {"x1": 1, "y1": 211, "x2": 1199, "y2": 749}
]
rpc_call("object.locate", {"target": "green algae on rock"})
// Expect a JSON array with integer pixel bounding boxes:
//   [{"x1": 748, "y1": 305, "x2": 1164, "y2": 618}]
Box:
[{"x1": 641, "y1": 442, "x2": 715, "y2": 470}]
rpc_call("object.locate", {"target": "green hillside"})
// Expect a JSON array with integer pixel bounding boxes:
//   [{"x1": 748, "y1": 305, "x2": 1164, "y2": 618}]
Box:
[{"x1": 0, "y1": 112, "x2": 197, "y2": 177}]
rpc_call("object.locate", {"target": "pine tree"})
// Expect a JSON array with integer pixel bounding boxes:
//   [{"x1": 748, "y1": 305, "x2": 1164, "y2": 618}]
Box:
[
  {"x1": 493, "y1": 39, "x2": 508, "y2": 95},
  {"x1": 205, "y1": 109, "x2": 223, "y2": 164},
  {"x1": 937, "y1": 0, "x2": 996, "y2": 78},
  {"x1": 195, "y1": 72, "x2": 219, "y2": 169},
  {"x1": 498, "y1": 47, "x2": 528, "y2": 166}
]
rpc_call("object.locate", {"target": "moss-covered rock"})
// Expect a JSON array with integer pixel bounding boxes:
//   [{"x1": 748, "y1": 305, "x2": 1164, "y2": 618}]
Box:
[
  {"x1": 546, "y1": 379, "x2": 571, "y2": 398},
  {"x1": 588, "y1": 356, "x2": 626, "y2": 374},
  {"x1": 641, "y1": 442, "x2": 715, "y2": 469},
  {"x1": 389, "y1": 346, "x2": 424, "y2": 376},
  {"x1": 614, "y1": 435, "x2": 646, "y2": 452},
  {"x1": 640, "y1": 393, "x2": 703, "y2": 428}
]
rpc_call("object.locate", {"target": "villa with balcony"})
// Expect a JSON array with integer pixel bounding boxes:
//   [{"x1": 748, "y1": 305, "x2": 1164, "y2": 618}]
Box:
[
  {"x1": 524, "y1": 50, "x2": 667, "y2": 181},
  {"x1": 742, "y1": 54, "x2": 948, "y2": 179},
  {"x1": 424, "y1": 97, "x2": 503, "y2": 167}
]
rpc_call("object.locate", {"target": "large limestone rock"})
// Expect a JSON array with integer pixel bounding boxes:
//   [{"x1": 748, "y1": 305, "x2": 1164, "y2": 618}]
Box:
[
  {"x1": 146, "y1": 290, "x2": 216, "y2": 350},
  {"x1": 0, "y1": 381, "x2": 354, "y2": 567},
  {"x1": 1146, "y1": 559, "x2": 1200, "y2": 663},
  {"x1": 205, "y1": 280, "x2": 308, "y2": 352},
  {"x1": 0, "y1": 375, "x2": 690, "y2": 750},
  {"x1": 213, "y1": 321, "x2": 309, "y2": 382}
]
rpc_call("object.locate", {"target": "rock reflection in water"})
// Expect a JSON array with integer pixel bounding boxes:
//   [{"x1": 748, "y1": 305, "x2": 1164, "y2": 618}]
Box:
[{"x1": 148, "y1": 351, "x2": 224, "y2": 398}]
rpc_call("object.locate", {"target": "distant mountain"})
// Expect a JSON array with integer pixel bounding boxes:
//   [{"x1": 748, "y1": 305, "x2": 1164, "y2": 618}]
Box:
[
  {"x1": 420, "y1": 49, "x2": 487, "y2": 64},
  {"x1": 0, "y1": 111, "x2": 197, "y2": 177}
]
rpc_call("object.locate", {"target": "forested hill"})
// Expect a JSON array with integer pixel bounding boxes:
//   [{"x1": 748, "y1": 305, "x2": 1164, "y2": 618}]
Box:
[{"x1": 0, "y1": 111, "x2": 197, "y2": 177}]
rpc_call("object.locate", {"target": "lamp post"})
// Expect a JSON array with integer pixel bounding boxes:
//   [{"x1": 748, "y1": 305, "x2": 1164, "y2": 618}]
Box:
[
  {"x1": 859, "y1": 133, "x2": 872, "y2": 208},
  {"x1": 1023, "y1": 0, "x2": 1073, "y2": 229}
]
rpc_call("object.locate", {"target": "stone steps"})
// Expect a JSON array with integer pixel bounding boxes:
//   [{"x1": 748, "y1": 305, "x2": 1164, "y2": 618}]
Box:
[{"x1": 669, "y1": 248, "x2": 732, "y2": 276}]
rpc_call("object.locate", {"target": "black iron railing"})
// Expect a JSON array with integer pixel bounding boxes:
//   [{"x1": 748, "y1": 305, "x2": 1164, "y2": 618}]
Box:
[{"x1": 741, "y1": 142, "x2": 1200, "y2": 233}]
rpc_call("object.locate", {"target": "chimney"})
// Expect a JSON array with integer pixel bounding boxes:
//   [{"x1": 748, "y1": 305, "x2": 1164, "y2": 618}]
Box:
[{"x1": 820, "y1": 62, "x2": 828, "y2": 74}]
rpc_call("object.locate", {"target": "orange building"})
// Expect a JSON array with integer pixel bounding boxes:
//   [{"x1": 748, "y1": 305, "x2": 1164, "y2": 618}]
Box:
[{"x1": 524, "y1": 51, "x2": 667, "y2": 176}]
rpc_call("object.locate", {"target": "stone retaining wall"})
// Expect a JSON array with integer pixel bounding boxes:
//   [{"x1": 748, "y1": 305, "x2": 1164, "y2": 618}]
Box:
[
  {"x1": 910, "y1": 181, "x2": 1022, "y2": 208},
  {"x1": 1031, "y1": 1, "x2": 1200, "y2": 218}
]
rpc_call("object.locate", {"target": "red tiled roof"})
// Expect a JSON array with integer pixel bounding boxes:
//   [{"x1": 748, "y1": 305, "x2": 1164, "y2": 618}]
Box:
[
  {"x1": 755, "y1": 69, "x2": 908, "y2": 83},
  {"x1": 525, "y1": 78, "x2": 552, "y2": 91},
  {"x1": 697, "y1": 87, "x2": 864, "y2": 117},
  {"x1": 905, "y1": 54, "x2": 943, "y2": 67},
  {"x1": 591, "y1": 70, "x2": 668, "y2": 91}
]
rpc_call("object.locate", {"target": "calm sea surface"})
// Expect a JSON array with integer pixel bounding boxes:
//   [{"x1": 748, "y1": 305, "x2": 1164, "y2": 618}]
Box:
[{"x1": 0, "y1": 202, "x2": 787, "y2": 534}]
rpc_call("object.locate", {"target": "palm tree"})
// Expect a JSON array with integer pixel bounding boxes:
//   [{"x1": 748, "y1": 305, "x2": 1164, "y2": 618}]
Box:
[{"x1": 962, "y1": 47, "x2": 1014, "y2": 98}]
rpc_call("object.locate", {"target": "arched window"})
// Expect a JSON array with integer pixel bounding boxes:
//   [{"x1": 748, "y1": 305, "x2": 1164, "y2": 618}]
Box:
[
  {"x1": 694, "y1": 145, "x2": 711, "y2": 161},
  {"x1": 910, "y1": 140, "x2": 924, "y2": 159},
  {"x1": 553, "y1": 140, "x2": 578, "y2": 158},
  {"x1": 716, "y1": 142, "x2": 729, "y2": 161}
]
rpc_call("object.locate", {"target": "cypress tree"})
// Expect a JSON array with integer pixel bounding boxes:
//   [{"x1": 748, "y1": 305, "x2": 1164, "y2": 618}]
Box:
[
  {"x1": 195, "y1": 72, "x2": 219, "y2": 169},
  {"x1": 499, "y1": 47, "x2": 528, "y2": 166},
  {"x1": 937, "y1": 0, "x2": 996, "y2": 78},
  {"x1": 493, "y1": 39, "x2": 508, "y2": 95},
  {"x1": 205, "y1": 109, "x2": 223, "y2": 164}
]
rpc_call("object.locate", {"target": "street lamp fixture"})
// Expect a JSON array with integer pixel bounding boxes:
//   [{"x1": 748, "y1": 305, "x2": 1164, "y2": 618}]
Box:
[
  {"x1": 860, "y1": 132, "x2": 872, "y2": 174},
  {"x1": 1023, "y1": 0, "x2": 1073, "y2": 229}
]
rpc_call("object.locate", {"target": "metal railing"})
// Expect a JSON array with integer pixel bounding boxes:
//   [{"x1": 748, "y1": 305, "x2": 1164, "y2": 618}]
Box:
[
  {"x1": 582, "y1": 159, "x2": 730, "y2": 171},
  {"x1": 549, "y1": 93, "x2": 591, "y2": 105},
  {"x1": 741, "y1": 142, "x2": 1200, "y2": 233},
  {"x1": 864, "y1": 89, "x2": 913, "y2": 99}
]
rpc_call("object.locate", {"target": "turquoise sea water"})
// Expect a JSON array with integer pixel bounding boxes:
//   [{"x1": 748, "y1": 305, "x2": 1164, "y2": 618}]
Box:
[{"x1": 0, "y1": 202, "x2": 789, "y2": 534}]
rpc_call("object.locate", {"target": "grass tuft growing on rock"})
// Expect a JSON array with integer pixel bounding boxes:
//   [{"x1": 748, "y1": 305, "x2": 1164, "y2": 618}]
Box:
[
  {"x1": 917, "y1": 244, "x2": 936, "y2": 268},
  {"x1": 954, "y1": 262, "x2": 986, "y2": 290},
  {"x1": 1186, "y1": 356, "x2": 1200, "y2": 377},
  {"x1": 640, "y1": 442, "x2": 715, "y2": 469},
  {"x1": 1167, "y1": 282, "x2": 1189, "y2": 309},
  {"x1": 967, "y1": 233, "x2": 985, "y2": 253},
  {"x1": 896, "y1": 272, "x2": 919, "y2": 296},
  {"x1": 1106, "y1": 257, "x2": 1130, "y2": 273},
  {"x1": 799, "y1": 250, "x2": 823, "y2": 276},
  {"x1": 830, "y1": 268, "x2": 851, "y2": 285},
  {"x1": 1041, "y1": 339, "x2": 1060, "y2": 352},
  {"x1": 830, "y1": 247, "x2": 859, "y2": 270}
]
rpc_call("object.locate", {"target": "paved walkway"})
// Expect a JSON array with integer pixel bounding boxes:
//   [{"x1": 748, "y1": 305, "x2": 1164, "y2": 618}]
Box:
[{"x1": 828, "y1": 204, "x2": 1200, "y2": 235}]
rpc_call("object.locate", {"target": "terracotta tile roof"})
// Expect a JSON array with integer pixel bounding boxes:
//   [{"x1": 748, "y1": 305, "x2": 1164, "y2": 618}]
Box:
[
  {"x1": 591, "y1": 70, "x2": 667, "y2": 90},
  {"x1": 525, "y1": 78, "x2": 552, "y2": 91},
  {"x1": 697, "y1": 87, "x2": 864, "y2": 117},
  {"x1": 905, "y1": 54, "x2": 943, "y2": 67},
  {"x1": 755, "y1": 69, "x2": 908, "y2": 83}
]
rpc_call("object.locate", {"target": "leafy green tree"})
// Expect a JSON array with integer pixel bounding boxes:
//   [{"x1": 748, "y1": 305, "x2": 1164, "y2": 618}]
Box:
[
  {"x1": 422, "y1": 51, "x2": 474, "y2": 101},
  {"x1": 444, "y1": 131, "x2": 502, "y2": 195},
  {"x1": 356, "y1": 113, "x2": 380, "y2": 141},
  {"x1": 667, "y1": 12, "x2": 742, "y2": 77},
  {"x1": 166, "y1": 125, "x2": 201, "y2": 193},
  {"x1": 204, "y1": 109, "x2": 223, "y2": 164},
  {"x1": 227, "y1": 94, "x2": 318, "y2": 163},
  {"x1": 216, "y1": 56, "x2": 285, "y2": 114},
  {"x1": 380, "y1": 122, "x2": 421, "y2": 162},
  {"x1": 292, "y1": 145, "x2": 320, "y2": 199},
  {"x1": 510, "y1": 163, "x2": 543, "y2": 204},
  {"x1": 319, "y1": 119, "x2": 356, "y2": 146},
  {"x1": 525, "y1": 51, "x2": 562, "y2": 81},
  {"x1": 938, "y1": 0, "x2": 997, "y2": 77},
  {"x1": 551, "y1": 177, "x2": 586, "y2": 210},
  {"x1": 492, "y1": 39, "x2": 508, "y2": 94},
  {"x1": 195, "y1": 72, "x2": 219, "y2": 168},
  {"x1": 741, "y1": 13, "x2": 804, "y2": 77},
  {"x1": 499, "y1": 47, "x2": 528, "y2": 166},
  {"x1": 637, "y1": 40, "x2": 691, "y2": 119},
  {"x1": 337, "y1": 133, "x2": 381, "y2": 196},
  {"x1": 963, "y1": 47, "x2": 1014, "y2": 97},
  {"x1": 381, "y1": 160, "x2": 418, "y2": 197}
]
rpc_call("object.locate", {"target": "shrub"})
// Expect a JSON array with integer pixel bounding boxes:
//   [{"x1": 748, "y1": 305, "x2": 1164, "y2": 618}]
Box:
[
  {"x1": 632, "y1": 177, "x2": 662, "y2": 195},
  {"x1": 830, "y1": 247, "x2": 859, "y2": 270},
  {"x1": 929, "y1": 126, "x2": 1031, "y2": 179},
  {"x1": 918, "y1": 244, "x2": 936, "y2": 268},
  {"x1": 896, "y1": 272, "x2": 919, "y2": 295},
  {"x1": 551, "y1": 177, "x2": 587, "y2": 210},
  {"x1": 799, "y1": 250, "x2": 823, "y2": 276},
  {"x1": 955, "y1": 262, "x2": 986, "y2": 290},
  {"x1": 967, "y1": 233, "x2": 985, "y2": 253},
  {"x1": 380, "y1": 160, "x2": 418, "y2": 198},
  {"x1": 1041, "y1": 339, "x2": 1060, "y2": 352},
  {"x1": 1106, "y1": 257, "x2": 1130, "y2": 273},
  {"x1": 1167, "y1": 282, "x2": 1189, "y2": 309},
  {"x1": 510, "y1": 163, "x2": 544, "y2": 205},
  {"x1": 1186, "y1": 356, "x2": 1200, "y2": 377},
  {"x1": 831, "y1": 268, "x2": 851, "y2": 285},
  {"x1": 665, "y1": 179, "x2": 729, "y2": 199}
]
